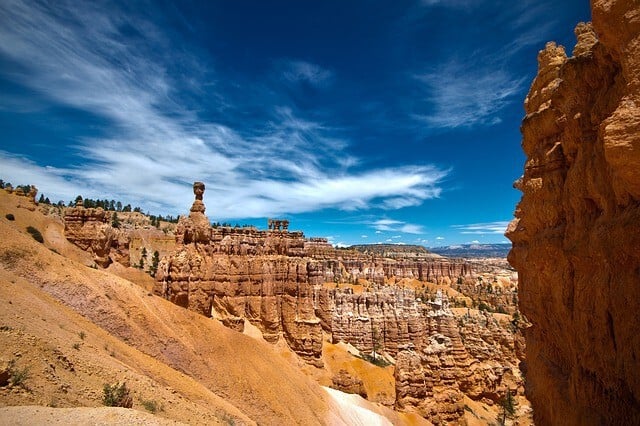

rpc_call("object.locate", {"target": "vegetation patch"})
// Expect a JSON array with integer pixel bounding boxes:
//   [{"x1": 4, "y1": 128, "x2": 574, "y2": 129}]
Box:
[
  {"x1": 5, "y1": 213, "x2": 15, "y2": 221},
  {"x1": 355, "y1": 352, "x2": 392, "y2": 367},
  {"x1": 102, "y1": 382, "x2": 133, "y2": 408},
  {"x1": 498, "y1": 390, "x2": 516, "y2": 425},
  {"x1": 8, "y1": 359, "x2": 30, "y2": 389},
  {"x1": 0, "y1": 248, "x2": 28, "y2": 268},
  {"x1": 140, "y1": 398, "x2": 161, "y2": 413},
  {"x1": 26, "y1": 226, "x2": 44, "y2": 243}
]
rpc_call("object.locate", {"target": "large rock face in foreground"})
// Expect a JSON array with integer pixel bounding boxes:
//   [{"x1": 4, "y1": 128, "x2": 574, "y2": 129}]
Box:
[{"x1": 507, "y1": 1, "x2": 640, "y2": 424}]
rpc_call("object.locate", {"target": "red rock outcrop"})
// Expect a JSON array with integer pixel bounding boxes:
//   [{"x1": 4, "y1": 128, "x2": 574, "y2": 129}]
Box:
[
  {"x1": 393, "y1": 292, "x2": 524, "y2": 423},
  {"x1": 64, "y1": 200, "x2": 117, "y2": 267},
  {"x1": 507, "y1": 1, "x2": 640, "y2": 424},
  {"x1": 331, "y1": 369, "x2": 368, "y2": 398},
  {"x1": 154, "y1": 183, "x2": 326, "y2": 365},
  {"x1": 10, "y1": 185, "x2": 38, "y2": 211},
  {"x1": 319, "y1": 286, "x2": 425, "y2": 356},
  {"x1": 64, "y1": 198, "x2": 177, "y2": 269}
]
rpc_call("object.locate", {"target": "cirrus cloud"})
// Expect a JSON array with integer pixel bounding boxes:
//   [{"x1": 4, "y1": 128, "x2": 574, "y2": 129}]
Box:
[{"x1": 0, "y1": 0, "x2": 448, "y2": 218}]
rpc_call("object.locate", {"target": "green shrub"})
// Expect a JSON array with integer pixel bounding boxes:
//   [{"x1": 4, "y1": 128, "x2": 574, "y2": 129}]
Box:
[
  {"x1": 102, "y1": 382, "x2": 133, "y2": 408},
  {"x1": 140, "y1": 399, "x2": 160, "y2": 413},
  {"x1": 79, "y1": 331, "x2": 86, "y2": 340},
  {"x1": 72, "y1": 342, "x2": 81, "y2": 350},
  {"x1": 8, "y1": 360, "x2": 30, "y2": 388},
  {"x1": 5, "y1": 213, "x2": 15, "y2": 221},
  {"x1": 356, "y1": 352, "x2": 391, "y2": 367},
  {"x1": 26, "y1": 226, "x2": 44, "y2": 243}
]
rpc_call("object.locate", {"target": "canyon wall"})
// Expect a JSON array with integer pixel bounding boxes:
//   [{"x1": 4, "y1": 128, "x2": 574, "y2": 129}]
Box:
[
  {"x1": 149, "y1": 183, "x2": 524, "y2": 422},
  {"x1": 61, "y1": 183, "x2": 524, "y2": 422},
  {"x1": 507, "y1": 0, "x2": 640, "y2": 424}
]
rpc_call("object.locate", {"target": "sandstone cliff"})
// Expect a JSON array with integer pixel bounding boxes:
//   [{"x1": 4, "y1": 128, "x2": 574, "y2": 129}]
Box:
[
  {"x1": 507, "y1": 1, "x2": 640, "y2": 423},
  {"x1": 64, "y1": 204, "x2": 118, "y2": 267}
]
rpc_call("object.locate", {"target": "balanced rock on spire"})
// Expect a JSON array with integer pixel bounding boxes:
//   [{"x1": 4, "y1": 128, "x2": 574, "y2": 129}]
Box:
[{"x1": 176, "y1": 181, "x2": 210, "y2": 244}]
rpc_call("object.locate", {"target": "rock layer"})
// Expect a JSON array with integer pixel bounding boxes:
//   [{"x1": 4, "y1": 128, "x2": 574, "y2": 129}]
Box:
[
  {"x1": 507, "y1": 1, "x2": 640, "y2": 424},
  {"x1": 64, "y1": 205, "x2": 117, "y2": 267}
]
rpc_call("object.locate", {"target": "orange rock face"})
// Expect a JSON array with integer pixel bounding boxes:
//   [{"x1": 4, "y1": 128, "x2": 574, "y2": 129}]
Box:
[
  {"x1": 64, "y1": 205, "x2": 117, "y2": 267},
  {"x1": 154, "y1": 184, "x2": 326, "y2": 366},
  {"x1": 331, "y1": 368, "x2": 368, "y2": 398},
  {"x1": 507, "y1": 1, "x2": 640, "y2": 423}
]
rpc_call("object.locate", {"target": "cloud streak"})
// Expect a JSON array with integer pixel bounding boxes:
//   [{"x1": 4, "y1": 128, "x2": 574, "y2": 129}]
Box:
[
  {"x1": 371, "y1": 219, "x2": 425, "y2": 235},
  {"x1": 0, "y1": 0, "x2": 447, "y2": 218},
  {"x1": 281, "y1": 60, "x2": 334, "y2": 88},
  {"x1": 413, "y1": 0, "x2": 555, "y2": 129},
  {"x1": 453, "y1": 221, "x2": 510, "y2": 234},
  {"x1": 415, "y1": 63, "x2": 526, "y2": 128}
]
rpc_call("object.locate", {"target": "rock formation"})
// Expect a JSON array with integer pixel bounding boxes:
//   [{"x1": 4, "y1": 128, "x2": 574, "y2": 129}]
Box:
[
  {"x1": 331, "y1": 369, "x2": 368, "y2": 398},
  {"x1": 507, "y1": 1, "x2": 640, "y2": 423},
  {"x1": 52, "y1": 179, "x2": 527, "y2": 423},
  {"x1": 12, "y1": 185, "x2": 38, "y2": 211},
  {"x1": 64, "y1": 198, "x2": 117, "y2": 267},
  {"x1": 393, "y1": 292, "x2": 523, "y2": 424},
  {"x1": 154, "y1": 183, "x2": 325, "y2": 366},
  {"x1": 152, "y1": 183, "x2": 525, "y2": 422},
  {"x1": 320, "y1": 286, "x2": 425, "y2": 356}
]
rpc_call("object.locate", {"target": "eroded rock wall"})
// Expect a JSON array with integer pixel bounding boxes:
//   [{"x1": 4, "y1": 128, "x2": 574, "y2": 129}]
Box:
[
  {"x1": 150, "y1": 183, "x2": 524, "y2": 423},
  {"x1": 64, "y1": 206, "x2": 119, "y2": 267},
  {"x1": 507, "y1": 1, "x2": 640, "y2": 423}
]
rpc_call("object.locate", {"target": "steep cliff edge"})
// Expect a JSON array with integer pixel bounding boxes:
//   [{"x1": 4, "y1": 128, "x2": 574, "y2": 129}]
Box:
[{"x1": 506, "y1": 1, "x2": 640, "y2": 424}]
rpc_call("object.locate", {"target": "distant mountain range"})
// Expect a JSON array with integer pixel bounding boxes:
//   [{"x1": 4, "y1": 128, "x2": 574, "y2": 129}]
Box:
[
  {"x1": 348, "y1": 244, "x2": 431, "y2": 257},
  {"x1": 427, "y1": 243, "x2": 511, "y2": 258},
  {"x1": 348, "y1": 243, "x2": 511, "y2": 259}
]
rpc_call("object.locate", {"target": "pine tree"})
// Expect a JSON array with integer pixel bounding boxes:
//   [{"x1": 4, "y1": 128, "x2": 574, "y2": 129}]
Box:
[
  {"x1": 111, "y1": 212, "x2": 120, "y2": 228},
  {"x1": 149, "y1": 251, "x2": 160, "y2": 276},
  {"x1": 499, "y1": 390, "x2": 516, "y2": 425},
  {"x1": 372, "y1": 326, "x2": 382, "y2": 361}
]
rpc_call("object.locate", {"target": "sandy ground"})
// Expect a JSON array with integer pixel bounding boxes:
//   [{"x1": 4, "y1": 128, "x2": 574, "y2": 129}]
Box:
[{"x1": 0, "y1": 406, "x2": 186, "y2": 425}]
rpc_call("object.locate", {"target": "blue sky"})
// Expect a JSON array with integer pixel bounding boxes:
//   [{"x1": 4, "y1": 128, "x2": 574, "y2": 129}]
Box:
[{"x1": 0, "y1": 0, "x2": 590, "y2": 246}]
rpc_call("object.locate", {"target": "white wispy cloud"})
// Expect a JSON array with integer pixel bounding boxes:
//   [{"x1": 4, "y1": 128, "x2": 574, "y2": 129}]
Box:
[
  {"x1": 413, "y1": 0, "x2": 554, "y2": 129},
  {"x1": 453, "y1": 221, "x2": 510, "y2": 234},
  {"x1": 372, "y1": 219, "x2": 402, "y2": 232},
  {"x1": 414, "y1": 61, "x2": 526, "y2": 128},
  {"x1": 0, "y1": 1, "x2": 448, "y2": 218},
  {"x1": 371, "y1": 219, "x2": 424, "y2": 235},
  {"x1": 0, "y1": 152, "x2": 85, "y2": 202},
  {"x1": 281, "y1": 60, "x2": 334, "y2": 88}
]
